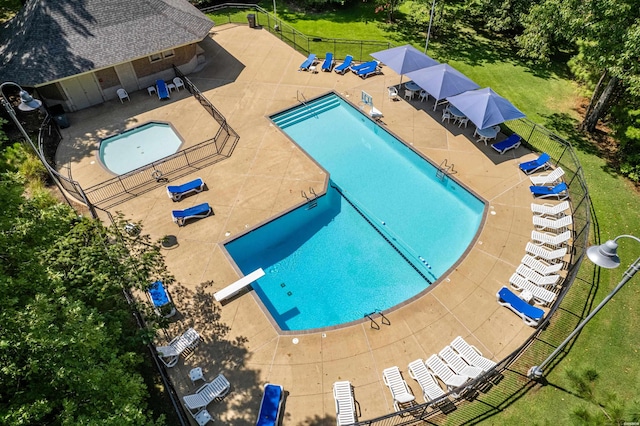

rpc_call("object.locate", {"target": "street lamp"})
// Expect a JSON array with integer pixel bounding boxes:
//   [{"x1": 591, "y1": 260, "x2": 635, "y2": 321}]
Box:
[
  {"x1": 528, "y1": 235, "x2": 640, "y2": 379},
  {"x1": 424, "y1": 0, "x2": 436, "y2": 54}
]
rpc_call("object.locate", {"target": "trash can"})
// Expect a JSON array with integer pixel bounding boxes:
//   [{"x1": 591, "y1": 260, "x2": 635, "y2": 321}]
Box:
[
  {"x1": 247, "y1": 13, "x2": 256, "y2": 28},
  {"x1": 49, "y1": 104, "x2": 70, "y2": 128}
]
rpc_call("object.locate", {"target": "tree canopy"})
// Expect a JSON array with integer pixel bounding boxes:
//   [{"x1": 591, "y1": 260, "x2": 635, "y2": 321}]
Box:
[{"x1": 0, "y1": 145, "x2": 169, "y2": 425}]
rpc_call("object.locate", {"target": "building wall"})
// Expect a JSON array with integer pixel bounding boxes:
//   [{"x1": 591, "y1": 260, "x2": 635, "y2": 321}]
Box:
[
  {"x1": 132, "y1": 44, "x2": 196, "y2": 79},
  {"x1": 96, "y1": 67, "x2": 120, "y2": 90}
]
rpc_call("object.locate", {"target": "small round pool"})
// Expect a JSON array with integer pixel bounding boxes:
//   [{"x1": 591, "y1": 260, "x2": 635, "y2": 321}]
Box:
[{"x1": 98, "y1": 122, "x2": 183, "y2": 175}]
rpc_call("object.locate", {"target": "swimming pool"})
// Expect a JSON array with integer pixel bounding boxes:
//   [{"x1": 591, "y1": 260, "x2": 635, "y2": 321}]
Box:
[
  {"x1": 225, "y1": 93, "x2": 485, "y2": 331},
  {"x1": 99, "y1": 122, "x2": 183, "y2": 175}
]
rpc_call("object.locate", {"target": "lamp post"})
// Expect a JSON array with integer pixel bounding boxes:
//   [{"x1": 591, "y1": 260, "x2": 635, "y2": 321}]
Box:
[
  {"x1": 528, "y1": 235, "x2": 640, "y2": 379},
  {"x1": 424, "y1": 0, "x2": 437, "y2": 54},
  {"x1": 1, "y1": 81, "x2": 71, "y2": 206}
]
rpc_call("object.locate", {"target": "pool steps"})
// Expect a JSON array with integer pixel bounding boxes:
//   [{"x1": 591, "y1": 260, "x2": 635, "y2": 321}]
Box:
[{"x1": 272, "y1": 96, "x2": 340, "y2": 128}]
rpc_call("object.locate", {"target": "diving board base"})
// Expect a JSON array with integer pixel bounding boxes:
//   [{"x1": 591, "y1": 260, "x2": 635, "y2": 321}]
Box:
[{"x1": 214, "y1": 268, "x2": 265, "y2": 302}]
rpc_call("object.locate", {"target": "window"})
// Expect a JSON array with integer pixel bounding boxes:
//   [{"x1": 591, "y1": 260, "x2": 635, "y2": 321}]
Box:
[
  {"x1": 149, "y1": 53, "x2": 162, "y2": 63},
  {"x1": 162, "y1": 50, "x2": 175, "y2": 59}
]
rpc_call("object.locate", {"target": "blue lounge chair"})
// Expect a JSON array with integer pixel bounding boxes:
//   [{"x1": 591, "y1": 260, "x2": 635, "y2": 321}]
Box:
[
  {"x1": 529, "y1": 182, "x2": 569, "y2": 200},
  {"x1": 491, "y1": 133, "x2": 521, "y2": 154},
  {"x1": 148, "y1": 281, "x2": 176, "y2": 318},
  {"x1": 334, "y1": 55, "x2": 353, "y2": 74},
  {"x1": 172, "y1": 202, "x2": 212, "y2": 226},
  {"x1": 166, "y1": 177, "x2": 205, "y2": 201},
  {"x1": 299, "y1": 53, "x2": 316, "y2": 71},
  {"x1": 321, "y1": 52, "x2": 334, "y2": 72},
  {"x1": 350, "y1": 60, "x2": 378, "y2": 74},
  {"x1": 256, "y1": 383, "x2": 283, "y2": 426},
  {"x1": 496, "y1": 286, "x2": 545, "y2": 327},
  {"x1": 357, "y1": 63, "x2": 381, "y2": 79},
  {"x1": 519, "y1": 153, "x2": 551, "y2": 174},
  {"x1": 156, "y1": 79, "x2": 170, "y2": 100}
]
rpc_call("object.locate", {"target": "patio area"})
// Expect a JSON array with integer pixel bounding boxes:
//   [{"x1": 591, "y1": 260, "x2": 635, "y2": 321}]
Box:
[{"x1": 57, "y1": 24, "x2": 556, "y2": 425}]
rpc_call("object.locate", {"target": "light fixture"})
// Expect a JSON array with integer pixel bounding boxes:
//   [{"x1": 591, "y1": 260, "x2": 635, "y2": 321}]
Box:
[{"x1": 528, "y1": 234, "x2": 640, "y2": 379}]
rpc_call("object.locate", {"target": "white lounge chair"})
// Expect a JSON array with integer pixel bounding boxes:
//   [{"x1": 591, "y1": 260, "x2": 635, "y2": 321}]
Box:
[
  {"x1": 449, "y1": 337, "x2": 497, "y2": 372},
  {"x1": 407, "y1": 359, "x2": 446, "y2": 403},
  {"x1": 515, "y1": 264, "x2": 560, "y2": 288},
  {"x1": 529, "y1": 167, "x2": 565, "y2": 186},
  {"x1": 333, "y1": 381, "x2": 356, "y2": 425},
  {"x1": 531, "y1": 230, "x2": 572, "y2": 248},
  {"x1": 214, "y1": 268, "x2": 265, "y2": 302},
  {"x1": 525, "y1": 242, "x2": 568, "y2": 264},
  {"x1": 533, "y1": 215, "x2": 573, "y2": 233},
  {"x1": 531, "y1": 201, "x2": 570, "y2": 218},
  {"x1": 438, "y1": 346, "x2": 484, "y2": 379},
  {"x1": 509, "y1": 273, "x2": 557, "y2": 306},
  {"x1": 155, "y1": 327, "x2": 200, "y2": 367},
  {"x1": 425, "y1": 354, "x2": 468, "y2": 396},
  {"x1": 521, "y1": 254, "x2": 564, "y2": 276},
  {"x1": 382, "y1": 366, "x2": 416, "y2": 411},
  {"x1": 183, "y1": 373, "x2": 230, "y2": 415}
]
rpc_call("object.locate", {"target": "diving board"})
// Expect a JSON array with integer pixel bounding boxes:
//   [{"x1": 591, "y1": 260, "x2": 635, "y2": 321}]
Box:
[{"x1": 214, "y1": 268, "x2": 265, "y2": 302}]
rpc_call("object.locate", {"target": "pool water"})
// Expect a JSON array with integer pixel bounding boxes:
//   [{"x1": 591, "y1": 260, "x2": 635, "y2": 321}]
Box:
[
  {"x1": 225, "y1": 93, "x2": 485, "y2": 331},
  {"x1": 99, "y1": 122, "x2": 182, "y2": 175}
]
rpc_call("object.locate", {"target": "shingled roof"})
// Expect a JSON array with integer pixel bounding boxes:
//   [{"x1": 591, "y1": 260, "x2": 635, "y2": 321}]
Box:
[{"x1": 0, "y1": 0, "x2": 214, "y2": 87}]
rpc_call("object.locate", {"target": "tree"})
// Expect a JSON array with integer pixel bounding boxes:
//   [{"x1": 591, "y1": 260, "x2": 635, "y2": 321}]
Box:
[
  {"x1": 0, "y1": 145, "x2": 170, "y2": 424},
  {"x1": 517, "y1": 0, "x2": 640, "y2": 132}
]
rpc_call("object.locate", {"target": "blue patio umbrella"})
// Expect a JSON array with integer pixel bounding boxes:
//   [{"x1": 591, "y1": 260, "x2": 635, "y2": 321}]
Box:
[
  {"x1": 404, "y1": 64, "x2": 480, "y2": 109},
  {"x1": 446, "y1": 87, "x2": 526, "y2": 129},
  {"x1": 371, "y1": 44, "x2": 439, "y2": 84}
]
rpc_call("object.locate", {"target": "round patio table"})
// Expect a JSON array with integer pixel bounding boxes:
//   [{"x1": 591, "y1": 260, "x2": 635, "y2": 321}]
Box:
[
  {"x1": 475, "y1": 126, "x2": 500, "y2": 144},
  {"x1": 449, "y1": 105, "x2": 466, "y2": 119},
  {"x1": 404, "y1": 81, "x2": 421, "y2": 92}
]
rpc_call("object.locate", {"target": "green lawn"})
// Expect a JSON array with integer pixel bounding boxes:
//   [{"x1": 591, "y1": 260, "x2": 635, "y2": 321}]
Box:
[{"x1": 209, "y1": 4, "x2": 640, "y2": 423}]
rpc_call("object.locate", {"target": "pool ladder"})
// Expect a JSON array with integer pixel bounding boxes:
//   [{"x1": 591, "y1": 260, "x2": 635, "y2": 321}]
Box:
[
  {"x1": 365, "y1": 310, "x2": 391, "y2": 330},
  {"x1": 436, "y1": 159, "x2": 456, "y2": 180},
  {"x1": 301, "y1": 187, "x2": 318, "y2": 209}
]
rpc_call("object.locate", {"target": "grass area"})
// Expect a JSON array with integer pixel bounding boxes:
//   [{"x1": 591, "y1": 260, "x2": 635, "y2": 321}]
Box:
[{"x1": 209, "y1": 3, "x2": 640, "y2": 423}]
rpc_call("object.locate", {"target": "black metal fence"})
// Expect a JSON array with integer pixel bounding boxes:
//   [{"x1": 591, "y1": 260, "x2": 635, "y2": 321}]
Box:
[
  {"x1": 347, "y1": 118, "x2": 591, "y2": 425},
  {"x1": 202, "y1": 3, "x2": 393, "y2": 63},
  {"x1": 83, "y1": 70, "x2": 239, "y2": 209}
]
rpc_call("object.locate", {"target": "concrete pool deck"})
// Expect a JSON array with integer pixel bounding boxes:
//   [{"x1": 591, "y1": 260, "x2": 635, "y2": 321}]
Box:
[{"x1": 57, "y1": 24, "x2": 565, "y2": 425}]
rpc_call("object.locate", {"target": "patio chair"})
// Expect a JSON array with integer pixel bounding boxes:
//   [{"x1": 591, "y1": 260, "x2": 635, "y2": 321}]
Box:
[
  {"x1": 509, "y1": 272, "x2": 557, "y2": 306},
  {"x1": 531, "y1": 230, "x2": 572, "y2": 248},
  {"x1": 529, "y1": 167, "x2": 565, "y2": 186},
  {"x1": 148, "y1": 280, "x2": 176, "y2": 318},
  {"x1": 515, "y1": 264, "x2": 561, "y2": 288},
  {"x1": 156, "y1": 79, "x2": 170, "y2": 100},
  {"x1": 388, "y1": 86, "x2": 399, "y2": 101},
  {"x1": 457, "y1": 117, "x2": 469, "y2": 128},
  {"x1": 419, "y1": 90, "x2": 428, "y2": 102},
  {"x1": 425, "y1": 354, "x2": 469, "y2": 396},
  {"x1": 334, "y1": 55, "x2": 353, "y2": 74},
  {"x1": 256, "y1": 383, "x2": 284, "y2": 426},
  {"x1": 173, "y1": 77, "x2": 185, "y2": 91},
  {"x1": 525, "y1": 242, "x2": 567, "y2": 264},
  {"x1": 520, "y1": 254, "x2": 564, "y2": 276},
  {"x1": 166, "y1": 177, "x2": 205, "y2": 201},
  {"x1": 183, "y1": 373, "x2": 230, "y2": 415},
  {"x1": 441, "y1": 110, "x2": 452, "y2": 124},
  {"x1": 531, "y1": 200, "x2": 570, "y2": 218},
  {"x1": 491, "y1": 134, "x2": 521, "y2": 154},
  {"x1": 496, "y1": 286, "x2": 545, "y2": 327},
  {"x1": 529, "y1": 182, "x2": 569, "y2": 200},
  {"x1": 519, "y1": 153, "x2": 551, "y2": 174},
  {"x1": 449, "y1": 337, "x2": 497, "y2": 372},
  {"x1": 407, "y1": 359, "x2": 446, "y2": 403},
  {"x1": 321, "y1": 52, "x2": 334, "y2": 72},
  {"x1": 333, "y1": 381, "x2": 356, "y2": 426},
  {"x1": 117, "y1": 88, "x2": 130, "y2": 103},
  {"x1": 438, "y1": 346, "x2": 484, "y2": 379},
  {"x1": 533, "y1": 215, "x2": 573, "y2": 233},
  {"x1": 299, "y1": 53, "x2": 317, "y2": 71},
  {"x1": 404, "y1": 88, "x2": 415, "y2": 101},
  {"x1": 171, "y1": 202, "x2": 213, "y2": 226},
  {"x1": 382, "y1": 366, "x2": 416, "y2": 411},
  {"x1": 156, "y1": 327, "x2": 200, "y2": 367}
]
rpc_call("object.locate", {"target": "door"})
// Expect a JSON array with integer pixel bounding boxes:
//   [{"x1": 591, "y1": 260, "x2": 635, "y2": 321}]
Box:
[
  {"x1": 114, "y1": 62, "x2": 140, "y2": 93},
  {"x1": 62, "y1": 73, "x2": 104, "y2": 111}
]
